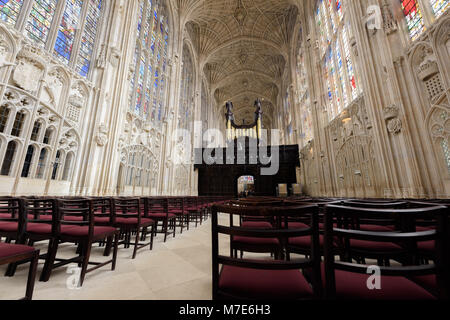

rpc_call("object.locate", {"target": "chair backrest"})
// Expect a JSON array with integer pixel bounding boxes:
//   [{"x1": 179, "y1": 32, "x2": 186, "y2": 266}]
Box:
[
  {"x1": 56, "y1": 198, "x2": 94, "y2": 237},
  {"x1": 323, "y1": 204, "x2": 450, "y2": 299},
  {"x1": 343, "y1": 200, "x2": 408, "y2": 209},
  {"x1": 113, "y1": 197, "x2": 141, "y2": 223},
  {"x1": 167, "y1": 197, "x2": 184, "y2": 211},
  {"x1": 90, "y1": 197, "x2": 115, "y2": 224},
  {"x1": 0, "y1": 197, "x2": 25, "y2": 239},
  {"x1": 211, "y1": 203, "x2": 321, "y2": 299},
  {"x1": 23, "y1": 198, "x2": 57, "y2": 236},
  {"x1": 143, "y1": 197, "x2": 168, "y2": 218}
]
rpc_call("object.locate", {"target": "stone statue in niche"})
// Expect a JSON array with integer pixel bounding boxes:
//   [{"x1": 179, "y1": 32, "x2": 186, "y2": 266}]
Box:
[{"x1": 43, "y1": 70, "x2": 64, "y2": 106}]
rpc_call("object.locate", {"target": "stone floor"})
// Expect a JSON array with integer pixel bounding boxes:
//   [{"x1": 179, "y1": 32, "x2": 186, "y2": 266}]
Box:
[{"x1": 0, "y1": 215, "x2": 237, "y2": 300}]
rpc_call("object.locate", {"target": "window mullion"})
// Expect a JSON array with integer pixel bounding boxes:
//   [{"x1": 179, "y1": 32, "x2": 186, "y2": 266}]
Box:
[
  {"x1": 45, "y1": 0, "x2": 67, "y2": 52},
  {"x1": 15, "y1": 0, "x2": 35, "y2": 32},
  {"x1": 69, "y1": 0, "x2": 90, "y2": 68},
  {"x1": 417, "y1": 0, "x2": 435, "y2": 26}
]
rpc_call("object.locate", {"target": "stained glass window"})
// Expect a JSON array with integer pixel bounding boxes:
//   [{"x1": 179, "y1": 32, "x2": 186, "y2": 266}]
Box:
[
  {"x1": 25, "y1": 0, "x2": 59, "y2": 46},
  {"x1": 0, "y1": 0, "x2": 23, "y2": 26},
  {"x1": 400, "y1": 0, "x2": 426, "y2": 41},
  {"x1": 429, "y1": 0, "x2": 449, "y2": 18},
  {"x1": 129, "y1": 0, "x2": 170, "y2": 125},
  {"x1": 54, "y1": 0, "x2": 83, "y2": 64},
  {"x1": 316, "y1": 0, "x2": 360, "y2": 121},
  {"x1": 76, "y1": 0, "x2": 102, "y2": 77}
]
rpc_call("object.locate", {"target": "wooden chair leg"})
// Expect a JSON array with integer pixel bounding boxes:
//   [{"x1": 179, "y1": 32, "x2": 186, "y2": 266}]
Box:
[
  {"x1": 24, "y1": 252, "x2": 39, "y2": 300},
  {"x1": 150, "y1": 225, "x2": 154, "y2": 250},
  {"x1": 79, "y1": 241, "x2": 92, "y2": 287},
  {"x1": 172, "y1": 218, "x2": 176, "y2": 238},
  {"x1": 112, "y1": 233, "x2": 119, "y2": 271},
  {"x1": 132, "y1": 227, "x2": 140, "y2": 259},
  {"x1": 104, "y1": 236, "x2": 113, "y2": 257},
  {"x1": 40, "y1": 239, "x2": 59, "y2": 282}
]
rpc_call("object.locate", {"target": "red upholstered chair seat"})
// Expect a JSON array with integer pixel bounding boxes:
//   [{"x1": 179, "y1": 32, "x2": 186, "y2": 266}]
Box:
[
  {"x1": 411, "y1": 275, "x2": 437, "y2": 295},
  {"x1": 241, "y1": 221, "x2": 273, "y2": 229},
  {"x1": 63, "y1": 216, "x2": 85, "y2": 222},
  {"x1": 289, "y1": 234, "x2": 324, "y2": 247},
  {"x1": 169, "y1": 209, "x2": 185, "y2": 215},
  {"x1": 94, "y1": 217, "x2": 111, "y2": 224},
  {"x1": 26, "y1": 223, "x2": 52, "y2": 235},
  {"x1": 148, "y1": 213, "x2": 176, "y2": 219},
  {"x1": 219, "y1": 265, "x2": 314, "y2": 299},
  {"x1": 60, "y1": 226, "x2": 117, "y2": 238},
  {"x1": 115, "y1": 217, "x2": 154, "y2": 226},
  {"x1": 0, "y1": 242, "x2": 36, "y2": 259},
  {"x1": 281, "y1": 222, "x2": 309, "y2": 229},
  {"x1": 233, "y1": 236, "x2": 279, "y2": 246},
  {"x1": 322, "y1": 265, "x2": 435, "y2": 300},
  {"x1": 417, "y1": 240, "x2": 435, "y2": 253},
  {"x1": 39, "y1": 215, "x2": 53, "y2": 221},
  {"x1": 0, "y1": 222, "x2": 18, "y2": 232}
]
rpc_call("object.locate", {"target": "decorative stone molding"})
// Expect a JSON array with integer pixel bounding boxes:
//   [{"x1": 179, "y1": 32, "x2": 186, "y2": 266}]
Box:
[
  {"x1": 384, "y1": 104, "x2": 402, "y2": 135},
  {"x1": 95, "y1": 124, "x2": 109, "y2": 147}
]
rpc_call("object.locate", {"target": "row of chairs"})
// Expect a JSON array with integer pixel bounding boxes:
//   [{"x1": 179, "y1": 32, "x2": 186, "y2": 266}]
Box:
[
  {"x1": 212, "y1": 197, "x2": 450, "y2": 300},
  {"x1": 0, "y1": 195, "x2": 230, "y2": 299}
]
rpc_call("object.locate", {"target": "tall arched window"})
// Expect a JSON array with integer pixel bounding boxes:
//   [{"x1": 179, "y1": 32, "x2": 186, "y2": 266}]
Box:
[
  {"x1": 30, "y1": 120, "x2": 42, "y2": 141},
  {"x1": 179, "y1": 44, "x2": 194, "y2": 132},
  {"x1": 21, "y1": 145, "x2": 35, "y2": 178},
  {"x1": 316, "y1": 0, "x2": 360, "y2": 121},
  {"x1": 10, "y1": 110, "x2": 25, "y2": 137},
  {"x1": 36, "y1": 148, "x2": 48, "y2": 179},
  {"x1": 129, "y1": 0, "x2": 170, "y2": 124},
  {"x1": 1, "y1": 140, "x2": 17, "y2": 176},
  {"x1": 62, "y1": 152, "x2": 73, "y2": 180},
  {"x1": 51, "y1": 150, "x2": 61, "y2": 179},
  {"x1": 1, "y1": 0, "x2": 104, "y2": 78},
  {"x1": 0, "y1": 105, "x2": 10, "y2": 133}
]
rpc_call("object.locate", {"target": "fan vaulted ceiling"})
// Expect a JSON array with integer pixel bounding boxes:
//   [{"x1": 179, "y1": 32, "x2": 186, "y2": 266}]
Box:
[{"x1": 178, "y1": 0, "x2": 299, "y2": 127}]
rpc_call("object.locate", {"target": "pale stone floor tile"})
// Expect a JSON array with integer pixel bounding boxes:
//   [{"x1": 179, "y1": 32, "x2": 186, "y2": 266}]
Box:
[{"x1": 0, "y1": 217, "x2": 223, "y2": 300}]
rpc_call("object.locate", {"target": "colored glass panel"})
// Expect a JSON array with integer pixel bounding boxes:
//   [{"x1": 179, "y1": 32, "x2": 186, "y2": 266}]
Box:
[
  {"x1": 400, "y1": 0, "x2": 426, "y2": 41},
  {"x1": 54, "y1": 0, "x2": 84, "y2": 64},
  {"x1": 76, "y1": 0, "x2": 102, "y2": 77},
  {"x1": 430, "y1": 0, "x2": 449, "y2": 18},
  {"x1": 25, "y1": 0, "x2": 59, "y2": 46},
  {"x1": 0, "y1": 0, "x2": 23, "y2": 26}
]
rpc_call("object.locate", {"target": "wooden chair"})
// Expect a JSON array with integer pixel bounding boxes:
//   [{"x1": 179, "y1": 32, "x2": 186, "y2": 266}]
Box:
[
  {"x1": 323, "y1": 204, "x2": 450, "y2": 299},
  {"x1": 168, "y1": 197, "x2": 189, "y2": 234},
  {"x1": 143, "y1": 197, "x2": 176, "y2": 242},
  {"x1": 0, "y1": 197, "x2": 26, "y2": 245},
  {"x1": 0, "y1": 242, "x2": 39, "y2": 300},
  {"x1": 40, "y1": 198, "x2": 119, "y2": 286},
  {"x1": 113, "y1": 197, "x2": 155, "y2": 259},
  {"x1": 211, "y1": 203, "x2": 322, "y2": 300}
]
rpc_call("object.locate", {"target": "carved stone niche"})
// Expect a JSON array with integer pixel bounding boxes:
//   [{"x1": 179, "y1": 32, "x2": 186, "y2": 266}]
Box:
[
  {"x1": 12, "y1": 46, "x2": 46, "y2": 93},
  {"x1": 413, "y1": 46, "x2": 444, "y2": 101},
  {"x1": 384, "y1": 104, "x2": 402, "y2": 135}
]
